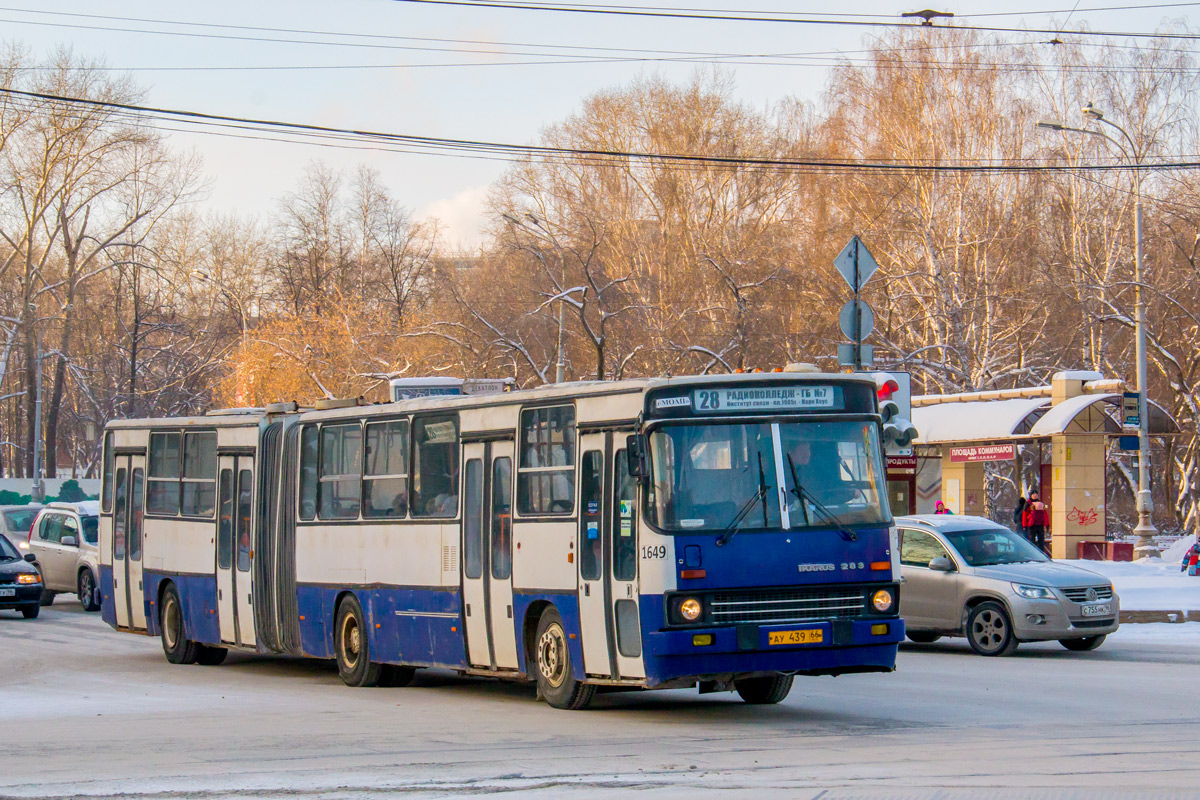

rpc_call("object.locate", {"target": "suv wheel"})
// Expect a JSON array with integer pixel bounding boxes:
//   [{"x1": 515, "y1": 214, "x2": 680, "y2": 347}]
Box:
[
  {"x1": 967, "y1": 601, "x2": 1019, "y2": 656},
  {"x1": 78, "y1": 570, "x2": 101, "y2": 612}
]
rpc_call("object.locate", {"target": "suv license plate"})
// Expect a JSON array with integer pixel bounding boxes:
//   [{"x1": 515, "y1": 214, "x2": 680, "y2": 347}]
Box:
[
  {"x1": 1082, "y1": 602, "x2": 1111, "y2": 617},
  {"x1": 0, "y1": 588, "x2": 14, "y2": 597}
]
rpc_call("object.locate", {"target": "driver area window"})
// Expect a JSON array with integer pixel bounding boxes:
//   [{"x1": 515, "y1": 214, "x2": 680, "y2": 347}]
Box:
[{"x1": 900, "y1": 529, "x2": 950, "y2": 567}]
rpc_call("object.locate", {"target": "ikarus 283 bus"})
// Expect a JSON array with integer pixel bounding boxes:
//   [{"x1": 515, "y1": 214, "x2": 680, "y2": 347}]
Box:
[{"x1": 99, "y1": 371, "x2": 904, "y2": 709}]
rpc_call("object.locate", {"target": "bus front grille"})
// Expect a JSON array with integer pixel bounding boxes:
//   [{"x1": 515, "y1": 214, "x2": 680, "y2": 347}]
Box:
[{"x1": 709, "y1": 588, "x2": 866, "y2": 625}]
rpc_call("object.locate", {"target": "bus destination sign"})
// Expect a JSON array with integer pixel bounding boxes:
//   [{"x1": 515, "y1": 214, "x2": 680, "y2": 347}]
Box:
[{"x1": 692, "y1": 386, "x2": 837, "y2": 413}]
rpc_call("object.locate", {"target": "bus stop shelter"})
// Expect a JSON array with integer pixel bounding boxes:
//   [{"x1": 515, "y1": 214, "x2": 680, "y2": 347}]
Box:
[{"x1": 907, "y1": 371, "x2": 1176, "y2": 559}]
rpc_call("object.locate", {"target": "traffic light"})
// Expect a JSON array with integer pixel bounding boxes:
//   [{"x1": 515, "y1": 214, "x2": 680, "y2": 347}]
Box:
[{"x1": 873, "y1": 371, "x2": 918, "y2": 451}]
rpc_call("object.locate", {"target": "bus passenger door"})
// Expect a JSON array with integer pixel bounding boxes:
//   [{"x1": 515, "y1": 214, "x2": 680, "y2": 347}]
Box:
[
  {"x1": 126, "y1": 459, "x2": 147, "y2": 630},
  {"x1": 110, "y1": 456, "x2": 146, "y2": 630},
  {"x1": 460, "y1": 443, "x2": 490, "y2": 667},
  {"x1": 610, "y1": 447, "x2": 644, "y2": 679},
  {"x1": 234, "y1": 462, "x2": 256, "y2": 648},
  {"x1": 487, "y1": 441, "x2": 518, "y2": 669},
  {"x1": 216, "y1": 454, "x2": 255, "y2": 647},
  {"x1": 576, "y1": 433, "x2": 610, "y2": 677},
  {"x1": 111, "y1": 461, "x2": 129, "y2": 628}
]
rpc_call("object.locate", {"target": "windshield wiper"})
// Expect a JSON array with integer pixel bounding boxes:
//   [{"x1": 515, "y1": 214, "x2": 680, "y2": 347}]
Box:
[
  {"x1": 716, "y1": 451, "x2": 771, "y2": 547},
  {"x1": 786, "y1": 454, "x2": 857, "y2": 542}
]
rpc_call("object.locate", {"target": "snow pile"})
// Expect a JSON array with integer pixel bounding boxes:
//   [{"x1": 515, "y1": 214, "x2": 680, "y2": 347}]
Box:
[
  {"x1": 1061, "y1": 556, "x2": 1200, "y2": 611},
  {"x1": 1162, "y1": 533, "x2": 1197, "y2": 564}
]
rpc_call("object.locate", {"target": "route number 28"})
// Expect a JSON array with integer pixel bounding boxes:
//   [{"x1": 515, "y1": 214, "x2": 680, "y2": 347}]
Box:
[
  {"x1": 695, "y1": 390, "x2": 721, "y2": 411},
  {"x1": 641, "y1": 545, "x2": 667, "y2": 560}
]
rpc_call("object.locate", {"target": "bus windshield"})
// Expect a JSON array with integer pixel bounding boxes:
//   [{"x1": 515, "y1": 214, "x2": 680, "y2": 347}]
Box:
[{"x1": 646, "y1": 420, "x2": 890, "y2": 533}]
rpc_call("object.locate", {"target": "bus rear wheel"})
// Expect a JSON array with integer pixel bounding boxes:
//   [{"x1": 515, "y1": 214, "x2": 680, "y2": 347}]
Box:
[
  {"x1": 335, "y1": 595, "x2": 383, "y2": 687},
  {"x1": 534, "y1": 608, "x2": 594, "y2": 710},
  {"x1": 160, "y1": 583, "x2": 199, "y2": 665},
  {"x1": 734, "y1": 674, "x2": 794, "y2": 705}
]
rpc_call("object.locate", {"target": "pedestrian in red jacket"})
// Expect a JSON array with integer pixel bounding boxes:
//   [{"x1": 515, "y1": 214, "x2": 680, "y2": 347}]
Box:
[{"x1": 1022, "y1": 491, "x2": 1049, "y2": 556}]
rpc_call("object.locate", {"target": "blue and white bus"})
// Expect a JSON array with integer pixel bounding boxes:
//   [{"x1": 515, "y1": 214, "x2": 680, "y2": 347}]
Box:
[{"x1": 99, "y1": 371, "x2": 904, "y2": 709}]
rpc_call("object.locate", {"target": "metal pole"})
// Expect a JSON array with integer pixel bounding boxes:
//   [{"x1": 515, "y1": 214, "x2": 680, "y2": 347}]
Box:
[
  {"x1": 1131, "y1": 170, "x2": 1159, "y2": 556},
  {"x1": 555, "y1": 286, "x2": 565, "y2": 384},
  {"x1": 31, "y1": 331, "x2": 44, "y2": 503},
  {"x1": 853, "y1": 239, "x2": 862, "y2": 370}
]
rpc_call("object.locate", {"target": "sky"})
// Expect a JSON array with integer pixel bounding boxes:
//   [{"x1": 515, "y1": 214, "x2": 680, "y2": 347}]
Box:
[{"x1": 3, "y1": 1, "x2": 1191, "y2": 249}]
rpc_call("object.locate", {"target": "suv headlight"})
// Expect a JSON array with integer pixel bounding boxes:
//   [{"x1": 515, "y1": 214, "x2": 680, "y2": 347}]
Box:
[{"x1": 1012, "y1": 583, "x2": 1052, "y2": 600}]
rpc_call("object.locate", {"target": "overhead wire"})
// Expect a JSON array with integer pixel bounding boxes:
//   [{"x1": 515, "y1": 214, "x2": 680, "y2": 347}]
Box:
[
  {"x1": 4, "y1": 86, "x2": 1200, "y2": 176},
  {"x1": 388, "y1": 0, "x2": 1200, "y2": 41}
]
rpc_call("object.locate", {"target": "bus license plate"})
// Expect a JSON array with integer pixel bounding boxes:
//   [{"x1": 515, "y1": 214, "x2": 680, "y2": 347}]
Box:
[
  {"x1": 0, "y1": 588, "x2": 14, "y2": 597},
  {"x1": 1081, "y1": 603, "x2": 1111, "y2": 617},
  {"x1": 768, "y1": 629, "x2": 823, "y2": 646}
]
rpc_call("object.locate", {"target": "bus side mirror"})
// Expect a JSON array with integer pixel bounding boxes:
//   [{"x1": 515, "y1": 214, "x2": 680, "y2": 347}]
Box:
[{"x1": 626, "y1": 434, "x2": 649, "y2": 482}]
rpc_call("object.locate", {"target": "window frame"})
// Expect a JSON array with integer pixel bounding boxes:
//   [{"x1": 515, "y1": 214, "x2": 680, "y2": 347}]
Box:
[
  {"x1": 516, "y1": 404, "x2": 577, "y2": 517},
  {"x1": 410, "y1": 413, "x2": 460, "y2": 520},
  {"x1": 101, "y1": 431, "x2": 114, "y2": 513},
  {"x1": 899, "y1": 528, "x2": 952, "y2": 568},
  {"x1": 317, "y1": 421, "x2": 364, "y2": 521},
  {"x1": 180, "y1": 431, "x2": 218, "y2": 518},
  {"x1": 298, "y1": 424, "x2": 319, "y2": 522},
  {"x1": 144, "y1": 428, "x2": 219, "y2": 518},
  {"x1": 362, "y1": 418, "x2": 411, "y2": 520}
]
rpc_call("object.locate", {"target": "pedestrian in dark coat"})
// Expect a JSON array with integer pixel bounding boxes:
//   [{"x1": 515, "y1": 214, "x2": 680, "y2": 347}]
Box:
[
  {"x1": 1014, "y1": 496, "x2": 1028, "y2": 538},
  {"x1": 1022, "y1": 491, "x2": 1049, "y2": 556}
]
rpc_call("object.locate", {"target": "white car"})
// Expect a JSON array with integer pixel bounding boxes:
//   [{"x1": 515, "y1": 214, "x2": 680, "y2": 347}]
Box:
[{"x1": 22, "y1": 502, "x2": 102, "y2": 611}]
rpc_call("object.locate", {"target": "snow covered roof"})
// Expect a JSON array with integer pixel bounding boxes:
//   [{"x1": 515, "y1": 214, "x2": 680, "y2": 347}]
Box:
[
  {"x1": 913, "y1": 392, "x2": 1177, "y2": 445},
  {"x1": 912, "y1": 397, "x2": 1048, "y2": 445},
  {"x1": 1028, "y1": 393, "x2": 1118, "y2": 436}
]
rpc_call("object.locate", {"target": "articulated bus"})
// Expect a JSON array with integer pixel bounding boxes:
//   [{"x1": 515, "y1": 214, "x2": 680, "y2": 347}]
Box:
[{"x1": 99, "y1": 372, "x2": 904, "y2": 709}]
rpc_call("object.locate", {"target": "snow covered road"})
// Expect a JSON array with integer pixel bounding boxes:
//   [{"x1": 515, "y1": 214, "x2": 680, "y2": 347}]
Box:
[{"x1": 1, "y1": 601, "x2": 1198, "y2": 799}]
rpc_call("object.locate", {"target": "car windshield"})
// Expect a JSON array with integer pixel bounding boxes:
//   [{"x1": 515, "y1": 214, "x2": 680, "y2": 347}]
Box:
[
  {"x1": 0, "y1": 534, "x2": 17, "y2": 560},
  {"x1": 942, "y1": 526, "x2": 1050, "y2": 567},
  {"x1": 646, "y1": 419, "x2": 889, "y2": 533},
  {"x1": 4, "y1": 508, "x2": 38, "y2": 534},
  {"x1": 81, "y1": 516, "x2": 99, "y2": 545}
]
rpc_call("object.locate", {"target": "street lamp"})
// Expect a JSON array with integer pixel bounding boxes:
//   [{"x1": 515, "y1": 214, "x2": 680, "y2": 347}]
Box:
[
  {"x1": 501, "y1": 212, "x2": 567, "y2": 384},
  {"x1": 1036, "y1": 106, "x2": 1159, "y2": 556}
]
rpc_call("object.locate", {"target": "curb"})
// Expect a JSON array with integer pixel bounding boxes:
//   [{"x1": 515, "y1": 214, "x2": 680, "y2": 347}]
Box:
[{"x1": 1119, "y1": 610, "x2": 1200, "y2": 624}]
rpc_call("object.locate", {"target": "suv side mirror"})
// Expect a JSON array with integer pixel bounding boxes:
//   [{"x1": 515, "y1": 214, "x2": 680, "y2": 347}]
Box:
[
  {"x1": 24, "y1": 553, "x2": 36, "y2": 563},
  {"x1": 928, "y1": 556, "x2": 955, "y2": 572},
  {"x1": 626, "y1": 434, "x2": 649, "y2": 482},
  {"x1": 61, "y1": 535, "x2": 78, "y2": 548}
]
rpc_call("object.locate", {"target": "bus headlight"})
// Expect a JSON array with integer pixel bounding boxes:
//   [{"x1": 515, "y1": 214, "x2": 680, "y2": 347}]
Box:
[
  {"x1": 679, "y1": 598, "x2": 702, "y2": 621},
  {"x1": 871, "y1": 589, "x2": 895, "y2": 614}
]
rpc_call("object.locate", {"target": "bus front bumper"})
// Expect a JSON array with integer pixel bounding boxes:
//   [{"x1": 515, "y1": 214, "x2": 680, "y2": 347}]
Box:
[{"x1": 641, "y1": 617, "x2": 905, "y2": 686}]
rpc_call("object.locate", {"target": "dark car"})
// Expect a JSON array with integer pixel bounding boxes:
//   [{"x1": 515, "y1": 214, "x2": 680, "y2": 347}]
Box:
[{"x1": 0, "y1": 532, "x2": 44, "y2": 618}]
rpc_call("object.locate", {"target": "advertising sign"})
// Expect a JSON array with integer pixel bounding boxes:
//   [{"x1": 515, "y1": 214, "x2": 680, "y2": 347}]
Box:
[{"x1": 949, "y1": 444, "x2": 1016, "y2": 463}]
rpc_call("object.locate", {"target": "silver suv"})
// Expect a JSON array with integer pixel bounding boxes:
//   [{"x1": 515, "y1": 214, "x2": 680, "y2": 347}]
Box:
[
  {"x1": 897, "y1": 515, "x2": 1119, "y2": 656},
  {"x1": 23, "y1": 502, "x2": 101, "y2": 611}
]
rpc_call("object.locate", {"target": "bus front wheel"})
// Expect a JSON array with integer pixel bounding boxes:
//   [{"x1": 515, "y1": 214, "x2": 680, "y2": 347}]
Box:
[
  {"x1": 335, "y1": 595, "x2": 383, "y2": 687},
  {"x1": 533, "y1": 608, "x2": 594, "y2": 710},
  {"x1": 734, "y1": 673, "x2": 793, "y2": 705}
]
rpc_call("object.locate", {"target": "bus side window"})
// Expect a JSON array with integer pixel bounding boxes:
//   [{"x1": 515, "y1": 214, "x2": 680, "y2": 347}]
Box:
[
  {"x1": 517, "y1": 405, "x2": 575, "y2": 515},
  {"x1": 319, "y1": 423, "x2": 362, "y2": 520},
  {"x1": 299, "y1": 425, "x2": 317, "y2": 521},
  {"x1": 463, "y1": 459, "x2": 483, "y2": 579},
  {"x1": 579, "y1": 450, "x2": 602, "y2": 581},
  {"x1": 101, "y1": 431, "x2": 114, "y2": 513},
  {"x1": 363, "y1": 420, "x2": 409, "y2": 518},
  {"x1": 147, "y1": 432, "x2": 181, "y2": 515},
  {"x1": 412, "y1": 415, "x2": 460, "y2": 518}
]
